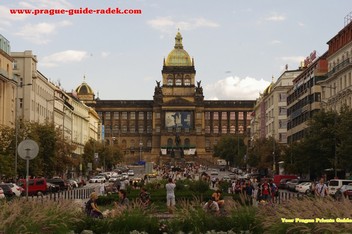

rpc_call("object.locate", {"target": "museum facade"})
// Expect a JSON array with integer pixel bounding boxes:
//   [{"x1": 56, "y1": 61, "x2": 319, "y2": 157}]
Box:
[{"x1": 76, "y1": 32, "x2": 255, "y2": 164}]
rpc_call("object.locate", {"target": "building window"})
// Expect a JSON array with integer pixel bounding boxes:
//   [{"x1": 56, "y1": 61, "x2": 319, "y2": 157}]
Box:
[
  {"x1": 105, "y1": 112, "x2": 111, "y2": 119},
  {"x1": 168, "y1": 78, "x2": 173, "y2": 86},
  {"x1": 122, "y1": 112, "x2": 127, "y2": 119},
  {"x1": 221, "y1": 112, "x2": 227, "y2": 120},
  {"x1": 156, "y1": 113, "x2": 160, "y2": 119},
  {"x1": 175, "y1": 79, "x2": 182, "y2": 86},
  {"x1": 213, "y1": 112, "x2": 219, "y2": 120},
  {"x1": 238, "y1": 112, "x2": 243, "y2": 120},
  {"x1": 230, "y1": 125, "x2": 235, "y2": 134},
  {"x1": 184, "y1": 78, "x2": 191, "y2": 86},
  {"x1": 222, "y1": 125, "x2": 227, "y2": 133},
  {"x1": 184, "y1": 138, "x2": 190, "y2": 147},
  {"x1": 147, "y1": 112, "x2": 152, "y2": 120},
  {"x1": 138, "y1": 125, "x2": 144, "y2": 133},
  {"x1": 205, "y1": 139, "x2": 210, "y2": 148},
  {"x1": 205, "y1": 112, "x2": 210, "y2": 120},
  {"x1": 230, "y1": 112, "x2": 236, "y2": 120},
  {"x1": 213, "y1": 126, "x2": 219, "y2": 134},
  {"x1": 279, "y1": 107, "x2": 287, "y2": 116},
  {"x1": 147, "y1": 126, "x2": 152, "y2": 133},
  {"x1": 138, "y1": 112, "x2": 144, "y2": 119},
  {"x1": 196, "y1": 112, "x2": 202, "y2": 119},
  {"x1": 113, "y1": 112, "x2": 119, "y2": 120},
  {"x1": 147, "y1": 140, "x2": 152, "y2": 148},
  {"x1": 122, "y1": 125, "x2": 127, "y2": 133},
  {"x1": 196, "y1": 126, "x2": 201, "y2": 134},
  {"x1": 130, "y1": 112, "x2": 135, "y2": 120},
  {"x1": 205, "y1": 126, "x2": 210, "y2": 133},
  {"x1": 156, "y1": 126, "x2": 160, "y2": 133}
]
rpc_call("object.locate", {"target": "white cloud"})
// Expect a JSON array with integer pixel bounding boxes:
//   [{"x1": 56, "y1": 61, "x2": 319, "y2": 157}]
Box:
[
  {"x1": 18, "y1": 0, "x2": 72, "y2": 9},
  {"x1": 265, "y1": 13, "x2": 286, "y2": 22},
  {"x1": 204, "y1": 76, "x2": 270, "y2": 100},
  {"x1": 0, "y1": 5, "x2": 28, "y2": 24},
  {"x1": 101, "y1": 52, "x2": 110, "y2": 58},
  {"x1": 270, "y1": 40, "x2": 281, "y2": 44},
  {"x1": 147, "y1": 16, "x2": 219, "y2": 33},
  {"x1": 41, "y1": 50, "x2": 88, "y2": 67},
  {"x1": 15, "y1": 20, "x2": 72, "y2": 44},
  {"x1": 298, "y1": 22, "x2": 305, "y2": 27}
]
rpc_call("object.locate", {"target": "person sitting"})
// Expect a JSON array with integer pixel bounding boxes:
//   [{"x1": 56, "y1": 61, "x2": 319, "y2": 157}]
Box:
[
  {"x1": 203, "y1": 197, "x2": 220, "y2": 215},
  {"x1": 85, "y1": 192, "x2": 103, "y2": 218},
  {"x1": 139, "y1": 187, "x2": 151, "y2": 208},
  {"x1": 212, "y1": 189, "x2": 225, "y2": 208}
]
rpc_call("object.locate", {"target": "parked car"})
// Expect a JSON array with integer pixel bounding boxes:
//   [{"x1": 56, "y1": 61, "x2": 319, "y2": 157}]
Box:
[
  {"x1": 335, "y1": 183, "x2": 352, "y2": 200},
  {"x1": 287, "y1": 179, "x2": 311, "y2": 192},
  {"x1": 0, "y1": 184, "x2": 15, "y2": 198},
  {"x1": 46, "y1": 182, "x2": 60, "y2": 193},
  {"x1": 210, "y1": 169, "x2": 219, "y2": 175},
  {"x1": 3, "y1": 183, "x2": 23, "y2": 197},
  {"x1": 109, "y1": 175, "x2": 121, "y2": 182},
  {"x1": 47, "y1": 178, "x2": 68, "y2": 191},
  {"x1": 89, "y1": 176, "x2": 106, "y2": 183},
  {"x1": 18, "y1": 178, "x2": 48, "y2": 196},
  {"x1": 295, "y1": 182, "x2": 313, "y2": 194},
  {"x1": 67, "y1": 179, "x2": 79, "y2": 188},
  {"x1": 273, "y1": 175, "x2": 298, "y2": 188},
  {"x1": 127, "y1": 170, "x2": 135, "y2": 176},
  {"x1": 279, "y1": 178, "x2": 292, "y2": 189}
]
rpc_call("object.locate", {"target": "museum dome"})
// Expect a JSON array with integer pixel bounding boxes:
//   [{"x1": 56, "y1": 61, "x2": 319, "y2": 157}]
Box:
[
  {"x1": 165, "y1": 31, "x2": 192, "y2": 66},
  {"x1": 75, "y1": 79, "x2": 94, "y2": 95}
]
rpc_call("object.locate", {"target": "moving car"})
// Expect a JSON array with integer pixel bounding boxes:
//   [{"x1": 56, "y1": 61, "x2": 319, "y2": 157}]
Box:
[
  {"x1": 210, "y1": 169, "x2": 219, "y2": 175},
  {"x1": 89, "y1": 176, "x2": 106, "y2": 183},
  {"x1": 127, "y1": 170, "x2": 135, "y2": 176}
]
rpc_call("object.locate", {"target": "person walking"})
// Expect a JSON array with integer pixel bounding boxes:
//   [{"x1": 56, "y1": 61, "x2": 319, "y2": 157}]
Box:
[
  {"x1": 165, "y1": 177, "x2": 176, "y2": 214},
  {"x1": 315, "y1": 178, "x2": 328, "y2": 197}
]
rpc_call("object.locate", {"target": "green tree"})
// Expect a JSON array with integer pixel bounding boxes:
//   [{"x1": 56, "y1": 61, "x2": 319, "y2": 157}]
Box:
[
  {"x1": 213, "y1": 135, "x2": 245, "y2": 167},
  {"x1": 0, "y1": 125, "x2": 15, "y2": 178}
]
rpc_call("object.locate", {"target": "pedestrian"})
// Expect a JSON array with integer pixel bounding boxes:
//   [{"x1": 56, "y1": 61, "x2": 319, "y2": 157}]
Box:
[
  {"x1": 117, "y1": 189, "x2": 129, "y2": 207},
  {"x1": 203, "y1": 197, "x2": 220, "y2": 215},
  {"x1": 165, "y1": 177, "x2": 176, "y2": 214},
  {"x1": 85, "y1": 192, "x2": 103, "y2": 218},
  {"x1": 315, "y1": 178, "x2": 328, "y2": 197},
  {"x1": 260, "y1": 179, "x2": 271, "y2": 202},
  {"x1": 139, "y1": 187, "x2": 151, "y2": 208},
  {"x1": 99, "y1": 181, "x2": 105, "y2": 196}
]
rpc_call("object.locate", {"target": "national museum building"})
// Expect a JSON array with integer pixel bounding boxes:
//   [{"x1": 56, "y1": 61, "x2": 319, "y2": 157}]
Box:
[{"x1": 75, "y1": 32, "x2": 255, "y2": 164}]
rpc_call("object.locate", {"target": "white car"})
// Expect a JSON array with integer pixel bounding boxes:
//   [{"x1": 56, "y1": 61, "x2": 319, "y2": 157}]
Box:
[
  {"x1": 89, "y1": 176, "x2": 106, "y2": 183},
  {"x1": 127, "y1": 170, "x2": 135, "y2": 176},
  {"x1": 109, "y1": 175, "x2": 121, "y2": 182},
  {"x1": 4, "y1": 183, "x2": 23, "y2": 197},
  {"x1": 210, "y1": 169, "x2": 219, "y2": 175},
  {"x1": 296, "y1": 182, "x2": 313, "y2": 194}
]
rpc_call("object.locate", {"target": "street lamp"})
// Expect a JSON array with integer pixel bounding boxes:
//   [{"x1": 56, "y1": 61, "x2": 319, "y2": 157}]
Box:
[{"x1": 15, "y1": 82, "x2": 32, "y2": 178}]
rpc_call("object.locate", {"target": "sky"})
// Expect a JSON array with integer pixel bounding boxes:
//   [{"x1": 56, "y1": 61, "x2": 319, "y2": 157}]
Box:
[{"x1": 1, "y1": 0, "x2": 352, "y2": 100}]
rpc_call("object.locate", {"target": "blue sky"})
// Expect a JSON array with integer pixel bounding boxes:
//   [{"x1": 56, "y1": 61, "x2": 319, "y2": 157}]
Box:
[{"x1": 1, "y1": 0, "x2": 351, "y2": 100}]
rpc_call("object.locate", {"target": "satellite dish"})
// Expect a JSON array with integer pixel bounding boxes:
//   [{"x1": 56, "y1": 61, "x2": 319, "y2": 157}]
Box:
[{"x1": 18, "y1": 139, "x2": 39, "y2": 160}]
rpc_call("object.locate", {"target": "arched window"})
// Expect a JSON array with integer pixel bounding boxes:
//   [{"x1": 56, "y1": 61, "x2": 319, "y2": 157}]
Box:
[
  {"x1": 130, "y1": 139, "x2": 135, "y2": 149},
  {"x1": 168, "y1": 78, "x2": 173, "y2": 86},
  {"x1": 175, "y1": 79, "x2": 182, "y2": 86}
]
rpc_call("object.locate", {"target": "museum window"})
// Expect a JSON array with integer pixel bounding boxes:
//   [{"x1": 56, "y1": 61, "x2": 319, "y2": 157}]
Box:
[
  {"x1": 156, "y1": 126, "x2": 160, "y2": 133},
  {"x1": 196, "y1": 112, "x2": 202, "y2": 119},
  {"x1": 185, "y1": 78, "x2": 191, "y2": 86},
  {"x1": 213, "y1": 126, "x2": 219, "y2": 134},
  {"x1": 184, "y1": 138, "x2": 190, "y2": 147},
  {"x1": 147, "y1": 126, "x2": 152, "y2": 133},
  {"x1": 130, "y1": 112, "x2": 135, "y2": 120},
  {"x1": 122, "y1": 112, "x2": 127, "y2": 119},
  {"x1": 196, "y1": 126, "x2": 201, "y2": 134},
  {"x1": 238, "y1": 112, "x2": 243, "y2": 120},
  {"x1": 222, "y1": 125, "x2": 227, "y2": 134},
  {"x1": 130, "y1": 140, "x2": 135, "y2": 149},
  {"x1": 147, "y1": 140, "x2": 152, "y2": 148},
  {"x1": 138, "y1": 125, "x2": 144, "y2": 133},
  {"x1": 138, "y1": 112, "x2": 144, "y2": 120},
  {"x1": 167, "y1": 138, "x2": 173, "y2": 146},
  {"x1": 175, "y1": 79, "x2": 182, "y2": 86},
  {"x1": 205, "y1": 139, "x2": 210, "y2": 148},
  {"x1": 230, "y1": 125, "x2": 236, "y2": 134},
  {"x1": 105, "y1": 112, "x2": 111, "y2": 120},
  {"x1": 168, "y1": 78, "x2": 173, "y2": 86},
  {"x1": 221, "y1": 112, "x2": 227, "y2": 120},
  {"x1": 113, "y1": 112, "x2": 119, "y2": 120},
  {"x1": 122, "y1": 125, "x2": 127, "y2": 133},
  {"x1": 205, "y1": 112, "x2": 210, "y2": 120},
  {"x1": 130, "y1": 124, "x2": 135, "y2": 133},
  {"x1": 213, "y1": 112, "x2": 219, "y2": 120},
  {"x1": 147, "y1": 112, "x2": 152, "y2": 120},
  {"x1": 156, "y1": 113, "x2": 160, "y2": 119},
  {"x1": 205, "y1": 126, "x2": 210, "y2": 134}
]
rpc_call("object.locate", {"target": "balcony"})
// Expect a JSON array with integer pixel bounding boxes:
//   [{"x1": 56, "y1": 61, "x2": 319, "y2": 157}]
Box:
[{"x1": 327, "y1": 58, "x2": 351, "y2": 78}]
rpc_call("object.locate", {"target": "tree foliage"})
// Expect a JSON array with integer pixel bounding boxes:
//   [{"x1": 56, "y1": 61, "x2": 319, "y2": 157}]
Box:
[{"x1": 213, "y1": 135, "x2": 245, "y2": 167}]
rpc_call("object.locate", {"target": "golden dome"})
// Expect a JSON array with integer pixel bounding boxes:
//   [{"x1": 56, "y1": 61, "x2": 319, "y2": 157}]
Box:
[
  {"x1": 75, "y1": 80, "x2": 94, "y2": 95},
  {"x1": 165, "y1": 31, "x2": 192, "y2": 66}
]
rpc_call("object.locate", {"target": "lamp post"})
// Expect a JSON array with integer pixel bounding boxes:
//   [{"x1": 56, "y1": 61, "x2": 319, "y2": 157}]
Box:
[
  {"x1": 139, "y1": 140, "x2": 143, "y2": 162},
  {"x1": 15, "y1": 82, "x2": 32, "y2": 178}
]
